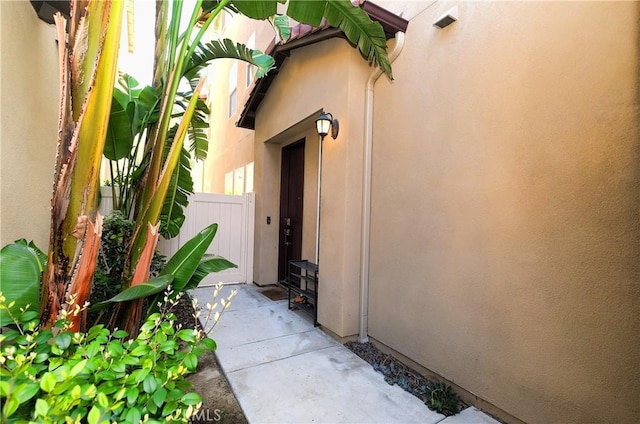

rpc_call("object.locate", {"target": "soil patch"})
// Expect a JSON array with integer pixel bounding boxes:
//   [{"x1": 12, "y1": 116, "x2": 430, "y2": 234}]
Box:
[{"x1": 175, "y1": 294, "x2": 248, "y2": 424}]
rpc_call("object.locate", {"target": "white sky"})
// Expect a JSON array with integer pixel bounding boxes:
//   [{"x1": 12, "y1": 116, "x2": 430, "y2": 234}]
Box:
[
  {"x1": 116, "y1": 0, "x2": 198, "y2": 87},
  {"x1": 117, "y1": 0, "x2": 155, "y2": 86}
]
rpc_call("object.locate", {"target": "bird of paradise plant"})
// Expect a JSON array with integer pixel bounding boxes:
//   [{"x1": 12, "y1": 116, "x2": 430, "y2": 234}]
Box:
[
  {"x1": 1, "y1": 0, "x2": 393, "y2": 335},
  {"x1": 39, "y1": 0, "x2": 125, "y2": 330}
]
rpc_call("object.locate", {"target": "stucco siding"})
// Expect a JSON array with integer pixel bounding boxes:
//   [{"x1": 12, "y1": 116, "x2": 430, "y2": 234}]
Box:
[
  {"x1": 253, "y1": 38, "x2": 371, "y2": 336},
  {"x1": 0, "y1": 2, "x2": 58, "y2": 249},
  {"x1": 368, "y1": 2, "x2": 639, "y2": 423},
  {"x1": 200, "y1": 15, "x2": 273, "y2": 194}
]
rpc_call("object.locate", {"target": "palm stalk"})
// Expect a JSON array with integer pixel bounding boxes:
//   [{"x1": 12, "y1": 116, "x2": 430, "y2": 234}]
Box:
[
  {"x1": 130, "y1": 78, "x2": 206, "y2": 269},
  {"x1": 137, "y1": 0, "x2": 214, "y2": 214},
  {"x1": 119, "y1": 223, "x2": 160, "y2": 335},
  {"x1": 128, "y1": 1, "x2": 228, "y2": 274},
  {"x1": 40, "y1": 0, "x2": 124, "y2": 329}
]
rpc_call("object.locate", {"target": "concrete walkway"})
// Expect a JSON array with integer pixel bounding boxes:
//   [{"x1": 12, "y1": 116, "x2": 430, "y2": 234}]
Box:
[{"x1": 190, "y1": 284, "x2": 499, "y2": 424}]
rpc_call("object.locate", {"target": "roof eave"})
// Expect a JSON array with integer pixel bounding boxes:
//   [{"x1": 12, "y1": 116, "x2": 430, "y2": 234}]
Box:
[
  {"x1": 237, "y1": 1, "x2": 408, "y2": 130},
  {"x1": 361, "y1": 0, "x2": 409, "y2": 37}
]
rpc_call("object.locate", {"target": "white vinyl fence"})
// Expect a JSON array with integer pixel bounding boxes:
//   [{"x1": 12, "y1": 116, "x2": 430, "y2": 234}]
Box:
[{"x1": 99, "y1": 188, "x2": 255, "y2": 286}]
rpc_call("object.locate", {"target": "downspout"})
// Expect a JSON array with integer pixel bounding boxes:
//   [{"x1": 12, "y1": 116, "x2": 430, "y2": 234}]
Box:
[{"x1": 359, "y1": 32, "x2": 405, "y2": 342}]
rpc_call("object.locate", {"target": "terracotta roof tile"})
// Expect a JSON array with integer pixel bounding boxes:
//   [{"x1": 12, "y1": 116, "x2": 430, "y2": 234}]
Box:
[{"x1": 287, "y1": 21, "x2": 330, "y2": 44}]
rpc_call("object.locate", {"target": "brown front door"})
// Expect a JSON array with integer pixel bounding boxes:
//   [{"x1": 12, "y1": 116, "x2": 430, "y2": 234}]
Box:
[{"x1": 278, "y1": 139, "x2": 305, "y2": 281}]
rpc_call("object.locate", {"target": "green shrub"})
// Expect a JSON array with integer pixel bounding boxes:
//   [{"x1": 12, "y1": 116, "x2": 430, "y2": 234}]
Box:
[
  {"x1": 426, "y1": 382, "x2": 460, "y2": 416},
  {"x1": 92, "y1": 211, "x2": 166, "y2": 306},
  {"x1": 88, "y1": 210, "x2": 167, "y2": 328},
  {"x1": 0, "y1": 289, "x2": 221, "y2": 423}
]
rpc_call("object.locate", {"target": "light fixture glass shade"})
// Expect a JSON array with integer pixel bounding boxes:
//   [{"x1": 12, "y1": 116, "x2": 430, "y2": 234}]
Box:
[{"x1": 316, "y1": 113, "x2": 332, "y2": 137}]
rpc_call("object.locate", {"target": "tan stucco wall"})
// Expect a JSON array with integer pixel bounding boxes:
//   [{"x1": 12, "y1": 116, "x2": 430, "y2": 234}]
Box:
[
  {"x1": 253, "y1": 37, "x2": 370, "y2": 336},
  {"x1": 200, "y1": 14, "x2": 273, "y2": 194},
  {"x1": 251, "y1": 124, "x2": 319, "y2": 285},
  {"x1": 0, "y1": 2, "x2": 58, "y2": 249},
  {"x1": 368, "y1": 2, "x2": 639, "y2": 423}
]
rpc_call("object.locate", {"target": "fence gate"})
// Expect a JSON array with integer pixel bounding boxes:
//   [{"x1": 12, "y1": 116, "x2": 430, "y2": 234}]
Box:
[{"x1": 100, "y1": 189, "x2": 255, "y2": 286}]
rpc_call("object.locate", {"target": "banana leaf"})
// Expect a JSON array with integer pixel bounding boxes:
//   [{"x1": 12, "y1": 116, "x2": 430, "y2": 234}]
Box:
[
  {"x1": 159, "y1": 144, "x2": 193, "y2": 239},
  {"x1": 231, "y1": 0, "x2": 277, "y2": 19},
  {"x1": 231, "y1": 0, "x2": 392, "y2": 79},
  {"x1": 114, "y1": 75, "x2": 161, "y2": 133},
  {"x1": 183, "y1": 38, "x2": 275, "y2": 82},
  {"x1": 173, "y1": 92, "x2": 209, "y2": 161},
  {"x1": 22, "y1": 239, "x2": 47, "y2": 267},
  {"x1": 137, "y1": 86, "x2": 162, "y2": 125},
  {"x1": 202, "y1": 0, "x2": 239, "y2": 15},
  {"x1": 183, "y1": 255, "x2": 238, "y2": 291},
  {"x1": 187, "y1": 110, "x2": 209, "y2": 161},
  {"x1": 107, "y1": 75, "x2": 161, "y2": 162},
  {"x1": 104, "y1": 98, "x2": 133, "y2": 161},
  {"x1": 147, "y1": 223, "x2": 220, "y2": 314},
  {"x1": 269, "y1": 14, "x2": 291, "y2": 41},
  {"x1": 159, "y1": 223, "x2": 218, "y2": 291},
  {"x1": 322, "y1": 0, "x2": 391, "y2": 78},
  {"x1": 0, "y1": 241, "x2": 45, "y2": 326},
  {"x1": 89, "y1": 274, "x2": 174, "y2": 312}
]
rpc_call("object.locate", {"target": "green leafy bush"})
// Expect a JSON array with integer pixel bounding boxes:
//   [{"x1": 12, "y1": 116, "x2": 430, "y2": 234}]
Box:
[
  {"x1": 0, "y1": 288, "x2": 232, "y2": 423},
  {"x1": 426, "y1": 382, "x2": 460, "y2": 416},
  {"x1": 0, "y1": 240, "x2": 45, "y2": 326}
]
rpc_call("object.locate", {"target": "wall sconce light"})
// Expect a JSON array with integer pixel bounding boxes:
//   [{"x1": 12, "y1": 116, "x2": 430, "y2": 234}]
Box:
[
  {"x1": 313, "y1": 111, "x2": 339, "y2": 264},
  {"x1": 316, "y1": 112, "x2": 339, "y2": 139}
]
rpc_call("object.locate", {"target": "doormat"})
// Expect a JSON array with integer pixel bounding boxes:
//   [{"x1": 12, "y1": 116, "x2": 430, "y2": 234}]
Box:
[{"x1": 259, "y1": 287, "x2": 288, "y2": 301}]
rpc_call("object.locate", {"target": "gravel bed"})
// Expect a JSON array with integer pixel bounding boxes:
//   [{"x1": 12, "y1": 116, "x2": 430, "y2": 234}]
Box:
[{"x1": 345, "y1": 341, "x2": 467, "y2": 416}]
